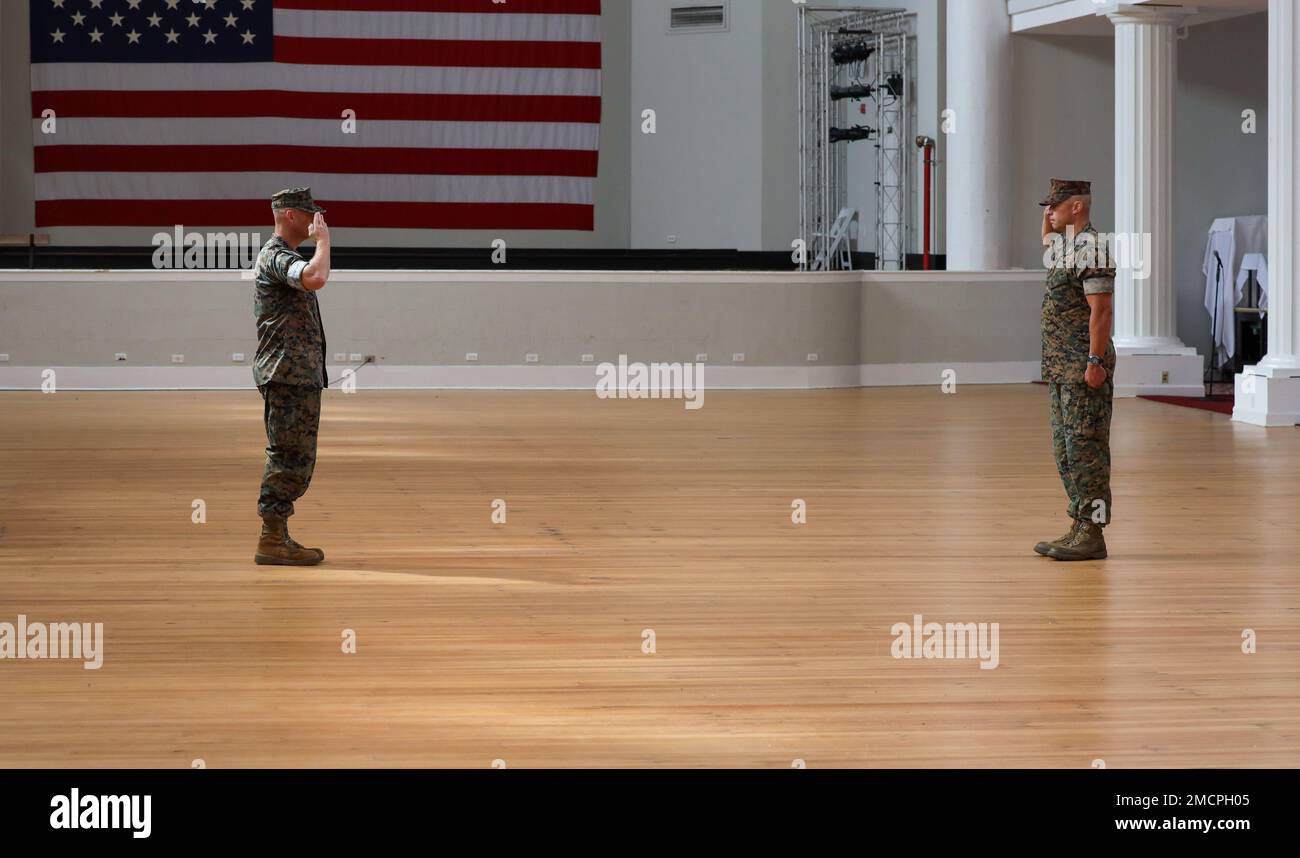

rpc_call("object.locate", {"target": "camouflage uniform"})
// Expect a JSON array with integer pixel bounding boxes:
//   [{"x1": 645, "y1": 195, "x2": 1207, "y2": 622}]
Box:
[
  {"x1": 258, "y1": 382, "x2": 322, "y2": 519},
  {"x1": 1042, "y1": 220, "x2": 1115, "y2": 527},
  {"x1": 253, "y1": 189, "x2": 328, "y2": 519},
  {"x1": 253, "y1": 233, "x2": 328, "y2": 390}
]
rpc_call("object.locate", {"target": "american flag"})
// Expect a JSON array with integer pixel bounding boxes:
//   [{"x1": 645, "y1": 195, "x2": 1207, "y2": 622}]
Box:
[{"x1": 29, "y1": 0, "x2": 602, "y2": 233}]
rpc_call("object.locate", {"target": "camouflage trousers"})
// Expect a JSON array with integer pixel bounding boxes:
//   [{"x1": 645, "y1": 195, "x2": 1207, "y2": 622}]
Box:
[
  {"x1": 1049, "y1": 381, "x2": 1113, "y2": 527},
  {"x1": 258, "y1": 382, "x2": 322, "y2": 519}
]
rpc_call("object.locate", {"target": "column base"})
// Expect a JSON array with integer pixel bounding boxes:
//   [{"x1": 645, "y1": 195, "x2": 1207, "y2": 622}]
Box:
[
  {"x1": 1232, "y1": 366, "x2": 1300, "y2": 427},
  {"x1": 1112, "y1": 350, "x2": 1205, "y2": 398}
]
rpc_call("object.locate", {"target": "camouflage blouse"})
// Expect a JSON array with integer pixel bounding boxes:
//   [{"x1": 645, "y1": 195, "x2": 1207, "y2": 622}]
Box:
[
  {"x1": 1041, "y1": 224, "x2": 1116, "y2": 385},
  {"x1": 252, "y1": 235, "x2": 328, "y2": 389}
]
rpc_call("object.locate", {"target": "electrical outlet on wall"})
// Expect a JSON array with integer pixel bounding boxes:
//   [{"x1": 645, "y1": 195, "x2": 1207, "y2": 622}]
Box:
[
  {"x1": 525, "y1": 353, "x2": 539, "y2": 364},
  {"x1": 172, "y1": 354, "x2": 185, "y2": 364},
  {"x1": 232, "y1": 353, "x2": 245, "y2": 363},
  {"x1": 115, "y1": 353, "x2": 128, "y2": 362},
  {"x1": 466, "y1": 352, "x2": 479, "y2": 362}
]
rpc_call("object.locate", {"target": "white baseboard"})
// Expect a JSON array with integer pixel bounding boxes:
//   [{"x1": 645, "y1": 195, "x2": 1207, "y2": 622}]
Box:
[
  {"x1": 0, "y1": 361, "x2": 1041, "y2": 392},
  {"x1": 1112, "y1": 352, "x2": 1205, "y2": 399},
  {"x1": 858, "y1": 361, "x2": 1040, "y2": 387},
  {"x1": 0, "y1": 365, "x2": 255, "y2": 391}
]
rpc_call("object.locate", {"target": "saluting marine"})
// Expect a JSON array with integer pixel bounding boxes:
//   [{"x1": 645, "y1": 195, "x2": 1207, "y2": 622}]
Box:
[
  {"x1": 1034, "y1": 179, "x2": 1115, "y2": 562},
  {"x1": 252, "y1": 187, "x2": 332, "y2": 566}
]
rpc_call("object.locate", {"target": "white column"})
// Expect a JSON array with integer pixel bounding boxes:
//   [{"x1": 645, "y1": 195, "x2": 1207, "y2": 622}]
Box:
[
  {"x1": 1104, "y1": 5, "x2": 1204, "y2": 397},
  {"x1": 1234, "y1": 0, "x2": 1300, "y2": 426},
  {"x1": 944, "y1": 0, "x2": 1014, "y2": 271}
]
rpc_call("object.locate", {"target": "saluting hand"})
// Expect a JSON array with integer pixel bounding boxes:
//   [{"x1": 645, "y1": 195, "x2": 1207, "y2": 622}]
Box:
[{"x1": 308, "y1": 212, "x2": 330, "y2": 244}]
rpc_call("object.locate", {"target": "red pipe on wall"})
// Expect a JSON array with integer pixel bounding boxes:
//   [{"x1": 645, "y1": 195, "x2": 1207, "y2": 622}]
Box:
[{"x1": 916, "y1": 136, "x2": 935, "y2": 271}]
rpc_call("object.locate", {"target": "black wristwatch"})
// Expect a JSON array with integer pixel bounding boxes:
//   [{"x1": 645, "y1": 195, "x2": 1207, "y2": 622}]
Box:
[{"x1": 1087, "y1": 355, "x2": 1104, "y2": 367}]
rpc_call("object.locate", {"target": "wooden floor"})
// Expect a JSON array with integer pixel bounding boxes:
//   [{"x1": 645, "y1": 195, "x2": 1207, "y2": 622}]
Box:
[{"x1": 1, "y1": 385, "x2": 1297, "y2": 768}]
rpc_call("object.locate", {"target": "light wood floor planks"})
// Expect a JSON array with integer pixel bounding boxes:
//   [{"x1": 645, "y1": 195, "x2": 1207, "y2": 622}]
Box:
[{"x1": 0, "y1": 385, "x2": 1297, "y2": 767}]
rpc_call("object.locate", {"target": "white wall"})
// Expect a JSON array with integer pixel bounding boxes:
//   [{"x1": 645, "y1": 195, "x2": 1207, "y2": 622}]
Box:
[
  {"x1": 762, "y1": 0, "x2": 800, "y2": 253},
  {"x1": 0, "y1": 268, "x2": 1045, "y2": 389},
  {"x1": 1011, "y1": 31, "x2": 1115, "y2": 270},
  {"x1": 629, "y1": 0, "x2": 766, "y2": 249}
]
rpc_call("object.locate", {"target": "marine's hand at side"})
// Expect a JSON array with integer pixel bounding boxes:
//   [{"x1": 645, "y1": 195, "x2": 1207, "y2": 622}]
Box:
[{"x1": 1084, "y1": 363, "x2": 1107, "y2": 389}]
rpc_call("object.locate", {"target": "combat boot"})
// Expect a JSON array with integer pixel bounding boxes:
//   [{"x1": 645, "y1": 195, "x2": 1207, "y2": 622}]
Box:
[
  {"x1": 1047, "y1": 521, "x2": 1107, "y2": 561},
  {"x1": 255, "y1": 515, "x2": 324, "y2": 566},
  {"x1": 271, "y1": 515, "x2": 325, "y2": 561},
  {"x1": 1034, "y1": 520, "x2": 1081, "y2": 556}
]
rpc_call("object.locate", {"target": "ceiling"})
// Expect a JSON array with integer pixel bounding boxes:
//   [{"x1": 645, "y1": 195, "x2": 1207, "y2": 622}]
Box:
[{"x1": 1007, "y1": 0, "x2": 1269, "y2": 36}]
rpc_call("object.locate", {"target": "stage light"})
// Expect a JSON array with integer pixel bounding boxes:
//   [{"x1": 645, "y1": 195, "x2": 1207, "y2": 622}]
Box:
[
  {"x1": 832, "y1": 40, "x2": 875, "y2": 65},
  {"x1": 830, "y1": 126, "x2": 875, "y2": 144},
  {"x1": 830, "y1": 84, "x2": 876, "y2": 101}
]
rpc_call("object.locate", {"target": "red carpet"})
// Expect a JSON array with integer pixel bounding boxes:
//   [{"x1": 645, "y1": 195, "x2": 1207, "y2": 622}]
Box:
[
  {"x1": 1034, "y1": 380, "x2": 1236, "y2": 415},
  {"x1": 1139, "y1": 394, "x2": 1234, "y2": 415}
]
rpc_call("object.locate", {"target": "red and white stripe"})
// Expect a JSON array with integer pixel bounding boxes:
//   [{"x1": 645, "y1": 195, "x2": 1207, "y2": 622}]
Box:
[{"x1": 32, "y1": 0, "x2": 602, "y2": 233}]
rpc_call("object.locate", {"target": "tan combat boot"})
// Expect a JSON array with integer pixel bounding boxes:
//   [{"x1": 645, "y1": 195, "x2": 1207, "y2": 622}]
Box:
[
  {"x1": 1047, "y1": 521, "x2": 1107, "y2": 561},
  {"x1": 255, "y1": 516, "x2": 325, "y2": 566},
  {"x1": 1034, "y1": 520, "x2": 1081, "y2": 556}
]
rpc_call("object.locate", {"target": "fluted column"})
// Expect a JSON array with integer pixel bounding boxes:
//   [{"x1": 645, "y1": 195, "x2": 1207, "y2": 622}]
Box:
[
  {"x1": 1104, "y1": 4, "x2": 1203, "y2": 396},
  {"x1": 1234, "y1": 0, "x2": 1300, "y2": 426}
]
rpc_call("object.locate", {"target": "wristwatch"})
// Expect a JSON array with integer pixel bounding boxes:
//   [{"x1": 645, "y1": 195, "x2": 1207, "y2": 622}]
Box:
[{"x1": 1087, "y1": 355, "x2": 1104, "y2": 367}]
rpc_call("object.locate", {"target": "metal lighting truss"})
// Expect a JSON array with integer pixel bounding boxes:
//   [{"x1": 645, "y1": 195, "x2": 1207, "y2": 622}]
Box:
[{"x1": 798, "y1": 6, "x2": 916, "y2": 271}]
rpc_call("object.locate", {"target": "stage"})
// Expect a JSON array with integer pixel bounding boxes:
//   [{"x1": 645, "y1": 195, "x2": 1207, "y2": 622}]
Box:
[{"x1": 1, "y1": 384, "x2": 1296, "y2": 767}]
